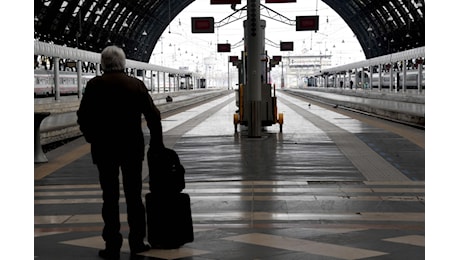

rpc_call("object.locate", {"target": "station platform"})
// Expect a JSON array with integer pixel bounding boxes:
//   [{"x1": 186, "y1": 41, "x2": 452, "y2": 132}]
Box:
[
  {"x1": 284, "y1": 88, "x2": 424, "y2": 128},
  {"x1": 34, "y1": 90, "x2": 425, "y2": 259}
]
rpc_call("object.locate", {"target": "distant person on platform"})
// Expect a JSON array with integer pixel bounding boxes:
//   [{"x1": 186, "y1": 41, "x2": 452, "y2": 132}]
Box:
[{"x1": 77, "y1": 45, "x2": 164, "y2": 260}]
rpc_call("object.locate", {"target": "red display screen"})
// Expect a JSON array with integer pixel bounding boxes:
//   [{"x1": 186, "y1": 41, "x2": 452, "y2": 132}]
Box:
[
  {"x1": 280, "y1": 41, "x2": 293, "y2": 51},
  {"x1": 217, "y1": 43, "x2": 231, "y2": 52},
  {"x1": 296, "y1": 16, "x2": 319, "y2": 31},
  {"x1": 272, "y1": 55, "x2": 282, "y2": 62},
  {"x1": 229, "y1": 56, "x2": 239, "y2": 62},
  {"x1": 191, "y1": 17, "x2": 215, "y2": 33},
  {"x1": 266, "y1": 0, "x2": 296, "y2": 3},
  {"x1": 211, "y1": 0, "x2": 241, "y2": 4}
]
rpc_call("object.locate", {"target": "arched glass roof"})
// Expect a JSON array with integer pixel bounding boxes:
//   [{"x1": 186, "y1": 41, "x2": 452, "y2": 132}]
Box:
[
  {"x1": 34, "y1": 0, "x2": 424, "y2": 62},
  {"x1": 322, "y1": 0, "x2": 424, "y2": 58}
]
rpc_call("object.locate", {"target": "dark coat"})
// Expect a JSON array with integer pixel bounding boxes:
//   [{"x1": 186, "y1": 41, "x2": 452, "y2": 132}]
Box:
[{"x1": 77, "y1": 71, "x2": 163, "y2": 164}]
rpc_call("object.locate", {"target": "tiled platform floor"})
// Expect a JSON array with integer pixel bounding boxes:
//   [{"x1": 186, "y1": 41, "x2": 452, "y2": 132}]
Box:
[{"x1": 35, "y1": 91, "x2": 425, "y2": 259}]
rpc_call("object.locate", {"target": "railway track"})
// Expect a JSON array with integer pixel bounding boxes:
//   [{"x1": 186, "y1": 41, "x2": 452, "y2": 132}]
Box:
[{"x1": 38, "y1": 89, "x2": 233, "y2": 152}]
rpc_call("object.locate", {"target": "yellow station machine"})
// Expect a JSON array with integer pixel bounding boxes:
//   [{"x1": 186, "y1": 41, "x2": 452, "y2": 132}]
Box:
[
  {"x1": 233, "y1": 51, "x2": 284, "y2": 133},
  {"x1": 232, "y1": 17, "x2": 283, "y2": 134}
]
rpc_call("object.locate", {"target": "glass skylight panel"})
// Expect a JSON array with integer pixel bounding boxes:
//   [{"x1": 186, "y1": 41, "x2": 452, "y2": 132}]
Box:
[{"x1": 59, "y1": 1, "x2": 68, "y2": 12}]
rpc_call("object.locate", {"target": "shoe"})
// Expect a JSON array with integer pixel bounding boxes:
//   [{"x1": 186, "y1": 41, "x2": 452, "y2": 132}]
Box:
[
  {"x1": 98, "y1": 249, "x2": 120, "y2": 260},
  {"x1": 130, "y1": 244, "x2": 150, "y2": 256}
]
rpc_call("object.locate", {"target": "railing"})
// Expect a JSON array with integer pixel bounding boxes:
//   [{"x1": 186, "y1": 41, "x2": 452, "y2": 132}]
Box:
[
  {"x1": 311, "y1": 47, "x2": 425, "y2": 94},
  {"x1": 34, "y1": 41, "x2": 205, "y2": 99}
]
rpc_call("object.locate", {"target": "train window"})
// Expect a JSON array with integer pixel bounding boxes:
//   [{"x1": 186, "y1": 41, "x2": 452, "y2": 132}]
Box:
[{"x1": 39, "y1": 77, "x2": 48, "y2": 85}]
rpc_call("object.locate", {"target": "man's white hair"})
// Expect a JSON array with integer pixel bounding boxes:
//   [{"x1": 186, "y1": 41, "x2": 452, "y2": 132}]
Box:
[{"x1": 100, "y1": 45, "x2": 126, "y2": 72}]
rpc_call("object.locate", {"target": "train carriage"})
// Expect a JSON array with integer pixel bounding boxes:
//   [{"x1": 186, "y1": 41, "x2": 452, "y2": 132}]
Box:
[{"x1": 34, "y1": 70, "x2": 94, "y2": 97}]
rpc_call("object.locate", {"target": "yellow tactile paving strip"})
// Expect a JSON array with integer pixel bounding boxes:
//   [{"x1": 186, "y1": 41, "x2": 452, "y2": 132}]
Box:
[{"x1": 34, "y1": 143, "x2": 90, "y2": 180}]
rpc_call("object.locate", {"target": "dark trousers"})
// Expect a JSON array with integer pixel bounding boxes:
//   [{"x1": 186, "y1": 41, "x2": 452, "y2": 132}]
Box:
[{"x1": 97, "y1": 160, "x2": 146, "y2": 251}]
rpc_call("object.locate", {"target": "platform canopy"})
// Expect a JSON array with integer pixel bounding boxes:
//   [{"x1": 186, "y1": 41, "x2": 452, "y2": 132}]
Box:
[{"x1": 34, "y1": 0, "x2": 424, "y2": 62}]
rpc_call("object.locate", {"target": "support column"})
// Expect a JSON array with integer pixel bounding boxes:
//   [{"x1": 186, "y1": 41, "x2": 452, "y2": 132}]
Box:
[
  {"x1": 389, "y1": 64, "x2": 393, "y2": 92},
  {"x1": 178, "y1": 75, "x2": 181, "y2": 91},
  {"x1": 281, "y1": 60, "x2": 284, "y2": 88},
  {"x1": 334, "y1": 73, "x2": 337, "y2": 88},
  {"x1": 402, "y1": 60, "x2": 407, "y2": 93},
  {"x1": 369, "y1": 66, "x2": 373, "y2": 90},
  {"x1": 228, "y1": 61, "x2": 230, "y2": 90},
  {"x1": 96, "y1": 63, "x2": 101, "y2": 76},
  {"x1": 168, "y1": 75, "x2": 171, "y2": 92},
  {"x1": 77, "y1": 60, "x2": 82, "y2": 98},
  {"x1": 245, "y1": 0, "x2": 262, "y2": 137},
  {"x1": 151, "y1": 71, "x2": 155, "y2": 92},
  {"x1": 353, "y1": 68, "x2": 358, "y2": 89},
  {"x1": 157, "y1": 71, "x2": 160, "y2": 93},
  {"x1": 417, "y1": 62, "x2": 423, "y2": 94},
  {"x1": 53, "y1": 57, "x2": 60, "y2": 100},
  {"x1": 163, "y1": 72, "x2": 166, "y2": 93}
]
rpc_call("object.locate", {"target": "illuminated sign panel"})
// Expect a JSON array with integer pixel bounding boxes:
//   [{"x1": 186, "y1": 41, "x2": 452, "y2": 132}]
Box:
[
  {"x1": 229, "y1": 56, "x2": 239, "y2": 62},
  {"x1": 296, "y1": 16, "x2": 319, "y2": 31},
  {"x1": 270, "y1": 56, "x2": 282, "y2": 68},
  {"x1": 265, "y1": 0, "x2": 296, "y2": 3},
  {"x1": 272, "y1": 56, "x2": 282, "y2": 62},
  {"x1": 191, "y1": 17, "x2": 215, "y2": 33},
  {"x1": 217, "y1": 43, "x2": 231, "y2": 52},
  {"x1": 280, "y1": 41, "x2": 293, "y2": 51},
  {"x1": 211, "y1": 0, "x2": 241, "y2": 4}
]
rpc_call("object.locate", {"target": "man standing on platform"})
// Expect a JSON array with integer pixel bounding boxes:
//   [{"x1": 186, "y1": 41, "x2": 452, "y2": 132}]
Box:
[{"x1": 77, "y1": 45, "x2": 164, "y2": 259}]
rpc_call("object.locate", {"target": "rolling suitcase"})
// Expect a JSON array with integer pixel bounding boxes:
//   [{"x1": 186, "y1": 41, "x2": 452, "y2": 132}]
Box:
[
  {"x1": 147, "y1": 147, "x2": 185, "y2": 194},
  {"x1": 145, "y1": 192, "x2": 194, "y2": 249},
  {"x1": 145, "y1": 147, "x2": 193, "y2": 249}
]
